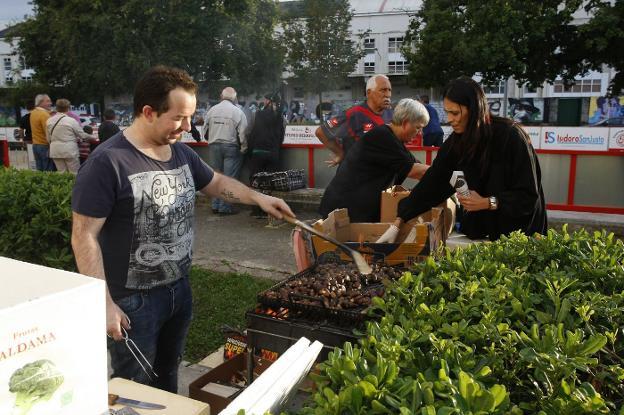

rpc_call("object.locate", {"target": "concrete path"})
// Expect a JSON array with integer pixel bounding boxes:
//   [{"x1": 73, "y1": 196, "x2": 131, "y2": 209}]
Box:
[{"x1": 192, "y1": 200, "x2": 321, "y2": 281}]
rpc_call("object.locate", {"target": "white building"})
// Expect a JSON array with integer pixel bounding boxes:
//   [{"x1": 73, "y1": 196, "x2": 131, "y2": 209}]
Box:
[{"x1": 0, "y1": 27, "x2": 34, "y2": 87}]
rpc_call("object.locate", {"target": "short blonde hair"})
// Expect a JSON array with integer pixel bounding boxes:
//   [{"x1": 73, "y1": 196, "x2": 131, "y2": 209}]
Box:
[{"x1": 55, "y1": 98, "x2": 70, "y2": 113}]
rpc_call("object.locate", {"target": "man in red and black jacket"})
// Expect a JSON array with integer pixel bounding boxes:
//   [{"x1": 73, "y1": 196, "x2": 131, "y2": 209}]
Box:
[{"x1": 316, "y1": 74, "x2": 393, "y2": 166}]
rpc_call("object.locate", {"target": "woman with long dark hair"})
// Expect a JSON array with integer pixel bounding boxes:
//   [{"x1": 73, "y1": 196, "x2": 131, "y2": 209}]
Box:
[{"x1": 379, "y1": 77, "x2": 547, "y2": 242}]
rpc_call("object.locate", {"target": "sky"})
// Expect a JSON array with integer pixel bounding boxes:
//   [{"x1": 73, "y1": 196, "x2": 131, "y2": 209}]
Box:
[{"x1": 0, "y1": 0, "x2": 34, "y2": 30}]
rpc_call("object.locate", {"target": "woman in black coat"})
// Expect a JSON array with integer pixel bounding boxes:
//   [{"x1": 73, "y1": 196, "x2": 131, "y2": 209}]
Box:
[{"x1": 379, "y1": 77, "x2": 547, "y2": 242}]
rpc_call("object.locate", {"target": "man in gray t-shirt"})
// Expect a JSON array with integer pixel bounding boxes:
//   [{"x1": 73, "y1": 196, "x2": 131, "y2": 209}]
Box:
[{"x1": 71, "y1": 66, "x2": 293, "y2": 392}]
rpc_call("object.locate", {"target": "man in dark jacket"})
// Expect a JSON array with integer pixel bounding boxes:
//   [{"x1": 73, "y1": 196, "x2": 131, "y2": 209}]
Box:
[
  {"x1": 98, "y1": 108, "x2": 121, "y2": 143},
  {"x1": 248, "y1": 93, "x2": 285, "y2": 179}
]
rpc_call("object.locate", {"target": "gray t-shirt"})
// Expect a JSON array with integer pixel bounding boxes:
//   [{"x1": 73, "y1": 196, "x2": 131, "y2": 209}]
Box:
[{"x1": 72, "y1": 133, "x2": 214, "y2": 299}]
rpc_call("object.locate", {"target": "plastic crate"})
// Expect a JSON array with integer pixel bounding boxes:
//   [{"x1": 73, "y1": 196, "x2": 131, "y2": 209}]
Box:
[
  {"x1": 271, "y1": 169, "x2": 306, "y2": 191},
  {"x1": 250, "y1": 171, "x2": 274, "y2": 190}
]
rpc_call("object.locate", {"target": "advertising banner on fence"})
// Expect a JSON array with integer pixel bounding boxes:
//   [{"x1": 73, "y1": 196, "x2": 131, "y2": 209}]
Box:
[
  {"x1": 540, "y1": 127, "x2": 609, "y2": 151},
  {"x1": 523, "y1": 126, "x2": 541, "y2": 149},
  {"x1": 609, "y1": 127, "x2": 624, "y2": 151},
  {"x1": 283, "y1": 125, "x2": 322, "y2": 145}
]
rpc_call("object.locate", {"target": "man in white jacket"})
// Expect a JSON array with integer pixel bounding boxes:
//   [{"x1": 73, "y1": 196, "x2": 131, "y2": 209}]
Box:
[
  {"x1": 47, "y1": 99, "x2": 96, "y2": 173},
  {"x1": 202, "y1": 87, "x2": 248, "y2": 214}
]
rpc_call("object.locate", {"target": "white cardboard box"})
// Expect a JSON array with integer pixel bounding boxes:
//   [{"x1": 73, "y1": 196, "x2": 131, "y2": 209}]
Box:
[{"x1": 0, "y1": 257, "x2": 108, "y2": 415}]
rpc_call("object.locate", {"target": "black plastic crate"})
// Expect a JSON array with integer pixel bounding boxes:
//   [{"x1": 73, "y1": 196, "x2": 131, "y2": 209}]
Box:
[
  {"x1": 250, "y1": 171, "x2": 274, "y2": 190},
  {"x1": 271, "y1": 169, "x2": 305, "y2": 191}
]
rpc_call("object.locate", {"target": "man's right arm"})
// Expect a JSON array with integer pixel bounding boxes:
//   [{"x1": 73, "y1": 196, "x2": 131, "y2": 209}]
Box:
[
  {"x1": 71, "y1": 212, "x2": 129, "y2": 340},
  {"x1": 315, "y1": 127, "x2": 344, "y2": 167}
]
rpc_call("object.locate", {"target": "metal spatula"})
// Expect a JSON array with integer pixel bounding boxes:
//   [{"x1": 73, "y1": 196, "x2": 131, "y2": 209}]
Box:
[{"x1": 283, "y1": 214, "x2": 372, "y2": 275}]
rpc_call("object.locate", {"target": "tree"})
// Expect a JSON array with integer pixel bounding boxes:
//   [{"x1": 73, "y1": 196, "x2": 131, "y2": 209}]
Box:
[
  {"x1": 9, "y1": 0, "x2": 282, "y2": 106},
  {"x1": 579, "y1": 0, "x2": 624, "y2": 94},
  {"x1": 402, "y1": 0, "x2": 612, "y2": 90},
  {"x1": 218, "y1": 0, "x2": 283, "y2": 96},
  {"x1": 281, "y1": 0, "x2": 367, "y2": 114}
]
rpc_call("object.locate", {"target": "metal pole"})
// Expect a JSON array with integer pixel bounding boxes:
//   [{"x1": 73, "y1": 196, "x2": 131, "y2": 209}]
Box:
[{"x1": 502, "y1": 77, "x2": 509, "y2": 118}]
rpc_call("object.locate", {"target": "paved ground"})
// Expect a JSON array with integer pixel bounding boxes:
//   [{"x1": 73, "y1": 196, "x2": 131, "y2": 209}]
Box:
[{"x1": 192, "y1": 197, "x2": 322, "y2": 281}]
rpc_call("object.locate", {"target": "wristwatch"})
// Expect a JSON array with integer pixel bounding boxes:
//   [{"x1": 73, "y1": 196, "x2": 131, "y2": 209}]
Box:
[{"x1": 489, "y1": 196, "x2": 498, "y2": 211}]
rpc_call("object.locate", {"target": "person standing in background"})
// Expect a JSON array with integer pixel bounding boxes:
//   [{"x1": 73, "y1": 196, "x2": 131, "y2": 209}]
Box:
[
  {"x1": 47, "y1": 98, "x2": 97, "y2": 173},
  {"x1": 202, "y1": 87, "x2": 248, "y2": 215},
  {"x1": 315, "y1": 74, "x2": 393, "y2": 166},
  {"x1": 248, "y1": 93, "x2": 285, "y2": 179},
  {"x1": 98, "y1": 108, "x2": 121, "y2": 143},
  {"x1": 419, "y1": 95, "x2": 444, "y2": 147},
  {"x1": 18, "y1": 101, "x2": 35, "y2": 143},
  {"x1": 30, "y1": 93, "x2": 55, "y2": 171}
]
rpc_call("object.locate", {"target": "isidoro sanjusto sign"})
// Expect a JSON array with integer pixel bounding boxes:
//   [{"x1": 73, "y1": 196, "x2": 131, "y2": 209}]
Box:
[{"x1": 541, "y1": 127, "x2": 609, "y2": 151}]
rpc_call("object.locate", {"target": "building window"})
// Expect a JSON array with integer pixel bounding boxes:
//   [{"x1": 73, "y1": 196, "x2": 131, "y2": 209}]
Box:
[
  {"x1": 388, "y1": 37, "x2": 403, "y2": 53},
  {"x1": 364, "y1": 61, "x2": 375, "y2": 74},
  {"x1": 553, "y1": 78, "x2": 601, "y2": 93},
  {"x1": 4, "y1": 58, "x2": 11, "y2": 71},
  {"x1": 388, "y1": 61, "x2": 407, "y2": 74},
  {"x1": 524, "y1": 85, "x2": 537, "y2": 94},
  {"x1": 483, "y1": 80, "x2": 506, "y2": 95},
  {"x1": 364, "y1": 38, "x2": 375, "y2": 55},
  {"x1": 5, "y1": 75, "x2": 13, "y2": 83}
]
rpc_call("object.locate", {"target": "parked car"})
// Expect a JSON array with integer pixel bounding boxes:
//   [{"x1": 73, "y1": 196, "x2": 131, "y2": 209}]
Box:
[{"x1": 79, "y1": 115, "x2": 100, "y2": 128}]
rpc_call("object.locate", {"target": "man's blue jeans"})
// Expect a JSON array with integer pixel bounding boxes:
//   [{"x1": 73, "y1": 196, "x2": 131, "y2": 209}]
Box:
[
  {"x1": 32, "y1": 144, "x2": 56, "y2": 171},
  {"x1": 208, "y1": 142, "x2": 243, "y2": 213},
  {"x1": 108, "y1": 277, "x2": 193, "y2": 393}
]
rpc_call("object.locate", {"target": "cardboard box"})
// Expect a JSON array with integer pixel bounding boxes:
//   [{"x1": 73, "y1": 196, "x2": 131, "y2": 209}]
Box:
[
  {"x1": 380, "y1": 185, "x2": 456, "y2": 237},
  {"x1": 311, "y1": 208, "x2": 445, "y2": 266},
  {"x1": 189, "y1": 352, "x2": 271, "y2": 414},
  {"x1": 0, "y1": 257, "x2": 108, "y2": 415}
]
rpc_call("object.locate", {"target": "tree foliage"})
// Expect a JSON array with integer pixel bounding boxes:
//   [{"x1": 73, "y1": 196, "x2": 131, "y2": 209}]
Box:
[
  {"x1": 9, "y1": 0, "x2": 282, "y2": 102},
  {"x1": 579, "y1": 0, "x2": 624, "y2": 94},
  {"x1": 404, "y1": 0, "x2": 623, "y2": 93},
  {"x1": 281, "y1": 0, "x2": 367, "y2": 102}
]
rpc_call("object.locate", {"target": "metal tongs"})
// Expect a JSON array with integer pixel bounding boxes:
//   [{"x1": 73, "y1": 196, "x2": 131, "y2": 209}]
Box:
[{"x1": 108, "y1": 318, "x2": 158, "y2": 381}]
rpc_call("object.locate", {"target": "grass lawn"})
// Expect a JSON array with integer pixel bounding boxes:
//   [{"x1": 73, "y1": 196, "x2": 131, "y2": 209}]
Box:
[{"x1": 185, "y1": 266, "x2": 275, "y2": 362}]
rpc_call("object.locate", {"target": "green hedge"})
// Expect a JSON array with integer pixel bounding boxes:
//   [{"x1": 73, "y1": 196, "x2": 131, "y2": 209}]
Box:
[
  {"x1": 0, "y1": 168, "x2": 75, "y2": 271},
  {"x1": 303, "y1": 229, "x2": 624, "y2": 414}
]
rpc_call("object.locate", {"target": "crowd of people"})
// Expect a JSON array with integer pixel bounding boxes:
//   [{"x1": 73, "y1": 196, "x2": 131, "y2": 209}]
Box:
[{"x1": 18, "y1": 94, "x2": 121, "y2": 173}]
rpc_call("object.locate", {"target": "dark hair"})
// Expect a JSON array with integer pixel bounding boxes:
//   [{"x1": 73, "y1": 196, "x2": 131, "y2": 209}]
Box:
[
  {"x1": 25, "y1": 101, "x2": 35, "y2": 111},
  {"x1": 133, "y1": 65, "x2": 197, "y2": 117},
  {"x1": 443, "y1": 77, "x2": 493, "y2": 171},
  {"x1": 103, "y1": 108, "x2": 116, "y2": 120}
]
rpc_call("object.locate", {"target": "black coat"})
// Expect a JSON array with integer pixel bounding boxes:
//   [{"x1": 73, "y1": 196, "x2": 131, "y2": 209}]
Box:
[
  {"x1": 320, "y1": 125, "x2": 416, "y2": 222},
  {"x1": 248, "y1": 107, "x2": 285, "y2": 154},
  {"x1": 398, "y1": 118, "x2": 547, "y2": 240}
]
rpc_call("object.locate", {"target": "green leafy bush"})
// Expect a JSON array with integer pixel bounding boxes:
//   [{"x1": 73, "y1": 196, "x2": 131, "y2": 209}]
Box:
[
  {"x1": 303, "y1": 228, "x2": 624, "y2": 414},
  {"x1": 0, "y1": 168, "x2": 75, "y2": 270}
]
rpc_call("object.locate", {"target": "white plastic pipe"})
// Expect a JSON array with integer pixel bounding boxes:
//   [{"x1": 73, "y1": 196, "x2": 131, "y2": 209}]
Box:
[{"x1": 248, "y1": 340, "x2": 324, "y2": 415}]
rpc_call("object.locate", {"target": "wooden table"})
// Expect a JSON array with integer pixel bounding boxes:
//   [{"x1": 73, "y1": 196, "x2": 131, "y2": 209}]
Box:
[{"x1": 108, "y1": 378, "x2": 210, "y2": 415}]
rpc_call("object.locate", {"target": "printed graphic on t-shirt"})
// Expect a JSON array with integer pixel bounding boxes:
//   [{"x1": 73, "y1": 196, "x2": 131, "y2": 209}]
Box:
[{"x1": 126, "y1": 165, "x2": 196, "y2": 289}]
